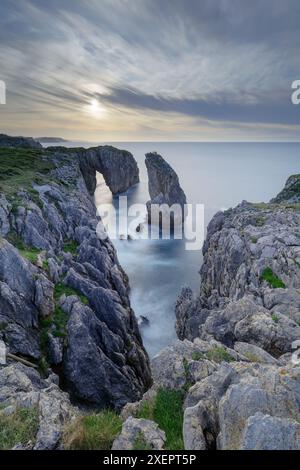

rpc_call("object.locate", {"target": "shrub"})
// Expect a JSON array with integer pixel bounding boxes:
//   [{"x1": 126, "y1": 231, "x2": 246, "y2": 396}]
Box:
[
  {"x1": 63, "y1": 411, "x2": 122, "y2": 450},
  {"x1": 6, "y1": 232, "x2": 40, "y2": 264},
  {"x1": 0, "y1": 407, "x2": 39, "y2": 450},
  {"x1": 272, "y1": 313, "x2": 280, "y2": 324},
  {"x1": 206, "y1": 346, "x2": 235, "y2": 363},
  {"x1": 63, "y1": 240, "x2": 78, "y2": 255},
  {"x1": 192, "y1": 351, "x2": 205, "y2": 361},
  {"x1": 138, "y1": 388, "x2": 184, "y2": 450},
  {"x1": 261, "y1": 267, "x2": 286, "y2": 289},
  {"x1": 54, "y1": 283, "x2": 88, "y2": 305}
]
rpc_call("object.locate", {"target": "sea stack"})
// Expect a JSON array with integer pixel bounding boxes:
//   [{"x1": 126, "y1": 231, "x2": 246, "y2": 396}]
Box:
[{"x1": 145, "y1": 152, "x2": 187, "y2": 226}]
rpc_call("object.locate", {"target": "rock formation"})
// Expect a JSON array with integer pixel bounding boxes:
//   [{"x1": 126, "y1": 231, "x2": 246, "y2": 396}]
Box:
[
  {"x1": 0, "y1": 137, "x2": 151, "y2": 429},
  {"x1": 79, "y1": 146, "x2": 139, "y2": 195},
  {"x1": 145, "y1": 152, "x2": 187, "y2": 225},
  {"x1": 0, "y1": 133, "x2": 42, "y2": 149},
  {"x1": 118, "y1": 175, "x2": 300, "y2": 451},
  {"x1": 271, "y1": 173, "x2": 300, "y2": 204}
]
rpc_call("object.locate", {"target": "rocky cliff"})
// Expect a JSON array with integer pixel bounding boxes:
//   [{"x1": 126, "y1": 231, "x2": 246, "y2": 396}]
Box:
[
  {"x1": 115, "y1": 175, "x2": 300, "y2": 451},
  {"x1": 0, "y1": 137, "x2": 151, "y2": 448},
  {"x1": 145, "y1": 152, "x2": 187, "y2": 224}
]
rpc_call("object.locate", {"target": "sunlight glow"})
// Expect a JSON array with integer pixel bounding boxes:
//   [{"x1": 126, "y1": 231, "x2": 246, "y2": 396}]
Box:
[{"x1": 86, "y1": 98, "x2": 106, "y2": 119}]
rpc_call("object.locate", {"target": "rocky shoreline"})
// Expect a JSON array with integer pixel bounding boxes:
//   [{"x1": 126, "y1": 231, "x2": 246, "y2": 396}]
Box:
[
  {"x1": 1, "y1": 135, "x2": 300, "y2": 450},
  {"x1": 0, "y1": 136, "x2": 150, "y2": 448},
  {"x1": 118, "y1": 174, "x2": 300, "y2": 450}
]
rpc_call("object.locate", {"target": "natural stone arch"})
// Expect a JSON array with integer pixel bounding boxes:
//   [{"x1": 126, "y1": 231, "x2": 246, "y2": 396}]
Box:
[{"x1": 78, "y1": 146, "x2": 139, "y2": 195}]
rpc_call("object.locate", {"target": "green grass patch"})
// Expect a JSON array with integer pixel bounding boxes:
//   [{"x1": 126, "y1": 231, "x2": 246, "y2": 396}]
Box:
[
  {"x1": 206, "y1": 346, "x2": 235, "y2": 363},
  {"x1": 191, "y1": 351, "x2": 205, "y2": 361},
  {"x1": 261, "y1": 267, "x2": 286, "y2": 289},
  {"x1": 0, "y1": 147, "x2": 53, "y2": 199},
  {"x1": 54, "y1": 283, "x2": 88, "y2": 305},
  {"x1": 250, "y1": 236, "x2": 258, "y2": 244},
  {"x1": 6, "y1": 231, "x2": 41, "y2": 264},
  {"x1": 63, "y1": 411, "x2": 122, "y2": 450},
  {"x1": 271, "y1": 313, "x2": 280, "y2": 324},
  {"x1": 138, "y1": 388, "x2": 184, "y2": 450},
  {"x1": 63, "y1": 240, "x2": 78, "y2": 255},
  {"x1": 0, "y1": 407, "x2": 39, "y2": 450}
]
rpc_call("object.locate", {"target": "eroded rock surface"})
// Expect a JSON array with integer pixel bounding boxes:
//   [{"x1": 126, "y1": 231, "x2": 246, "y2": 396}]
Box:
[
  {"x1": 0, "y1": 141, "x2": 151, "y2": 419},
  {"x1": 145, "y1": 152, "x2": 187, "y2": 224}
]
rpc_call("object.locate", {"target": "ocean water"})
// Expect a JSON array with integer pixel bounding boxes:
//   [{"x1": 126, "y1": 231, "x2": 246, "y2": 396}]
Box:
[{"x1": 45, "y1": 141, "x2": 300, "y2": 356}]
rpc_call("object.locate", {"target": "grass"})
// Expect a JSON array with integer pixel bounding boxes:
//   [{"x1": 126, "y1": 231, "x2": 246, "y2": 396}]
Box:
[
  {"x1": 191, "y1": 351, "x2": 205, "y2": 361},
  {"x1": 272, "y1": 313, "x2": 280, "y2": 324},
  {"x1": 255, "y1": 216, "x2": 266, "y2": 227},
  {"x1": 137, "y1": 388, "x2": 184, "y2": 450},
  {"x1": 54, "y1": 283, "x2": 89, "y2": 305},
  {"x1": 6, "y1": 231, "x2": 41, "y2": 264},
  {"x1": 63, "y1": 411, "x2": 122, "y2": 450},
  {"x1": 0, "y1": 147, "x2": 53, "y2": 199},
  {"x1": 261, "y1": 267, "x2": 286, "y2": 289},
  {"x1": 250, "y1": 236, "x2": 258, "y2": 244},
  {"x1": 63, "y1": 240, "x2": 78, "y2": 255},
  {"x1": 206, "y1": 346, "x2": 235, "y2": 363},
  {"x1": 0, "y1": 407, "x2": 39, "y2": 450}
]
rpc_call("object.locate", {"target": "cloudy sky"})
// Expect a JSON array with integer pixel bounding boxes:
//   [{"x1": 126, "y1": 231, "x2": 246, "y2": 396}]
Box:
[{"x1": 0, "y1": 0, "x2": 299, "y2": 141}]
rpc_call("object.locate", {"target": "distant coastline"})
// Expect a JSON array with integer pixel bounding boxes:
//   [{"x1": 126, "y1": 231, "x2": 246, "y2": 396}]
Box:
[{"x1": 36, "y1": 137, "x2": 68, "y2": 143}]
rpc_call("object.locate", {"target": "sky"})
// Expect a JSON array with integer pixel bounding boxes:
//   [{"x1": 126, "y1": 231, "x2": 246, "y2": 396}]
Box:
[{"x1": 0, "y1": 0, "x2": 299, "y2": 142}]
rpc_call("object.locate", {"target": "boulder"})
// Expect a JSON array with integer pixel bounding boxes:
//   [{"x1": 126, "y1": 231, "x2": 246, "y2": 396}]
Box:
[{"x1": 112, "y1": 417, "x2": 166, "y2": 450}]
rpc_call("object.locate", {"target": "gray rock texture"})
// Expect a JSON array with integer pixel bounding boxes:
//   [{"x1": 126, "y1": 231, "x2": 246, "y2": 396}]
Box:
[
  {"x1": 0, "y1": 139, "x2": 151, "y2": 419},
  {"x1": 112, "y1": 417, "x2": 166, "y2": 450},
  {"x1": 171, "y1": 177, "x2": 300, "y2": 450},
  {"x1": 176, "y1": 199, "x2": 300, "y2": 357},
  {"x1": 145, "y1": 152, "x2": 187, "y2": 224},
  {"x1": 78, "y1": 146, "x2": 139, "y2": 195},
  {"x1": 0, "y1": 363, "x2": 76, "y2": 450}
]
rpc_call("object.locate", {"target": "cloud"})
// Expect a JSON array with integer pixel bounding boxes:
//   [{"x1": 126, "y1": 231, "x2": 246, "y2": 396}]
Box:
[{"x1": 0, "y1": 0, "x2": 299, "y2": 140}]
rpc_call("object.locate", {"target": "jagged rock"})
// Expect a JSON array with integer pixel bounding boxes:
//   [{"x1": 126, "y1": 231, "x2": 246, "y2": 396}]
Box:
[
  {"x1": 0, "y1": 138, "x2": 151, "y2": 410},
  {"x1": 151, "y1": 340, "x2": 204, "y2": 389},
  {"x1": 0, "y1": 134, "x2": 42, "y2": 149},
  {"x1": 241, "y1": 412, "x2": 300, "y2": 450},
  {"x1": 47, "y1": 333, "x2": 63, "y2": 366},
  {"x1": 145, "y1": 152, "x2": 187, "y2": 225},
  {"x1": 78, "y1": 146, "x2": 139, "y2": 195},
  {"x1": 0, "y1": 194, "x2": 10, "y2": 236},
  {"x1": 176, "y1": 198, "x2": 300, "y2": 359},
  {"x1": 63, "y1": 299, "x2": 150, "y2": 409},
  {"x1": 0, "y1": 363, "x2": 76, "y2": 450},
  {"x1": 112, "y1": 417, "x2": 166, "y2": 450},
  {"x1": 234, "y1": 342, "x2": 279, "y2": 365},
  {"x1": 271, "y1": 174, "x2": 300, "y2": 204}
]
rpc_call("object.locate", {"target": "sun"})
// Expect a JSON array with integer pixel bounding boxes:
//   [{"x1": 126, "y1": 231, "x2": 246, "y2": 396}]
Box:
[{"x1": 86, "y1": 98, "x2": 106, "y2": 118}]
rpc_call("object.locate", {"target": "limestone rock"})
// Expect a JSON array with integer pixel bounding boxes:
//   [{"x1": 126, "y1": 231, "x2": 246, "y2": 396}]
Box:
[
  {"x1": 145, "y1": 152, "x2": 186, "y2": 225},
  {"x1": 112, "y1": 417, "x2": 166, "y2": 450}
]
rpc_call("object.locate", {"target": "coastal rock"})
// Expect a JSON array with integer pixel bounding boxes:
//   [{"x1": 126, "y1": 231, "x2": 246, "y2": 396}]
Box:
[
  {"x1": 271, "y1": 174, "x2": 300, "y2": 204},
  {"x1": 176, "y1": 198, "x2": 300, "y2": 358},
  {"x1": 0, "y1": 363, "x2": 76, "y2": 450},
  {"x1": 0, "y1": 138, "x2": 151, "y2": 411},
  {"x1": 145, "y1": 152, "x2": 187, "y2": 225},
  {"x1": 78, "y1": 146, "x2": 139, "y2": 195},
  {"x1": 241, "y1": 413, "x2": 300, "y2": 450},
  {"x1": 112, "y1": 417, "x2": 166, "y2": 450},
  {"x1": 0, "y1": 134, "x2": 42, "y2": 149}
]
